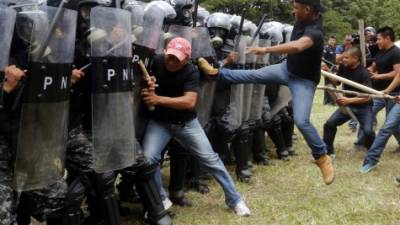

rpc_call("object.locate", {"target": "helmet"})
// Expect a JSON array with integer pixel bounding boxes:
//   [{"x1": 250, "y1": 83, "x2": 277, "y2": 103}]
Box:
[
  {"x1": 196, "y1": 6, "x2": 209, "y2": 27},
  {"x1": 163, "y1": 0, "x2": 194, "y2": 26},
  {"x1": 365, "y1": 26, "x2": 376, "y2": 35},
  {"x1": 207, "y1": 13, "x2": 231, "y2": 49}
]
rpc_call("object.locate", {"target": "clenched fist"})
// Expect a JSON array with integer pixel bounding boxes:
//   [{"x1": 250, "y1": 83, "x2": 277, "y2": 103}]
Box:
[{"x1": 3, "y1": 65, "x2": 26, "y2": 93}]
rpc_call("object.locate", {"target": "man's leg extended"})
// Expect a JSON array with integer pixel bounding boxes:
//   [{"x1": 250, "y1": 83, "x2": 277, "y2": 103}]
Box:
[{"x1": 216, "y1": 62, "x2": 289, "y2": 85}]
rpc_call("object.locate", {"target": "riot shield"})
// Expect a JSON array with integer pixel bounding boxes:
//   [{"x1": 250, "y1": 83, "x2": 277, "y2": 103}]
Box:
[
  {"x1": 165, "y1": 24, "x2": 193, "y2": 44},
  {"x1": 256, "y1": 37, "x2": 271, "y2": 68},
  {"x1": 0, "y1": 7, "x2": 16, "y2": 73},
  {"x1": 226, "y1": 35, "x2": 246, "y2": 131},
  {"x1": 15, "y1": 6, "x2": 77, "y2": 191},
  {"x1": 240, "y1": 34, "x2": 258, "y2": 123},
  {"x1": 251, "y1": 37, "x2": 269, "y2": 122},
  {"x1": 269, "y1": 85, "x2": 292, "y2": 118},
  {"x1": 283, "y1": 24, "x2": 293, "y2": 43},
  {"x1": 192, "y1": 27, "x2": 217, "y2": 128},
  {"x1": 90, "y1": 6, "x2": 136, "y2": 173},
  {"x1": 129, "y1": 1, "x2": 176, "y2": 140}
]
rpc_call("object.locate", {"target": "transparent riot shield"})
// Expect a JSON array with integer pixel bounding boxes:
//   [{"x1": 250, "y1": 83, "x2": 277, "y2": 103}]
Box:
[
  {"x1": 270, "y1": 86, "x2": 292, "y2": 118},
  {"x1": 192, "y1": 27, "x2": 217, "y2": 128},
  {"x1": 241, "y1": 35, "x2": 257, "y2": 123},
  {"x1": 256, "y1": 38, "x2": 271, "y2": 68},
  {"x1": 250, "y1": 37, "x2": 269, "y2": 121},
  {"x1": 15, "y1": 6, "x2": 77, "y2": 191},
  {"x1": 165, "y1": 24, "x2": 193, "y2": 44},
  {"x1": 90, "y1": 6, "x2": 136, "y2": 173},
  {"x1": 226, "y1": 35, "x2": 246, "y2": 131},
  {"x1": 0, "y1": 7, "x2": 16, "y2": 73}
]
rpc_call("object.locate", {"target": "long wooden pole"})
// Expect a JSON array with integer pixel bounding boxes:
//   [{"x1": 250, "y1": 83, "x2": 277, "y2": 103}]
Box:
[
  {"x1": 358, "y1": 19, "x2": 367, "y2": 67},
  {"x1": 321, "y1": 70, "x2": 387, "y2": 96}
]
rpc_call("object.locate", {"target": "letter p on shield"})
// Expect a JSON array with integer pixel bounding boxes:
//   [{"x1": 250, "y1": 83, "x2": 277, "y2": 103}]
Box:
[{"x1": 107, "y1": 69, "x2": 116, "y2": 81}]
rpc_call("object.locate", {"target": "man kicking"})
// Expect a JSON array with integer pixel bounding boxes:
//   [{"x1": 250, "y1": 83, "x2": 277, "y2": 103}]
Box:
[
  {"x1": 323, "y1": 47, "x2": 375, "y2": 157},
  {"x1": 198, "y1": 0, "x2": 335, "y2": 185}
]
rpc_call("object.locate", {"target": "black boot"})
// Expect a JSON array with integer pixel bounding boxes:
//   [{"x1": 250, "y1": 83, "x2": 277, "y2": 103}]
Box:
[
  {"x1": 252, "y1": 121, "x2": 271, "y2": 165},
  {"x1": 280, "y1": 108, "x2": 297, "y2": 156},
  {"x1": 187, "y1": 157, "x2": 210, "y2": 194},
  {"x1": 134, "y1": 163, "x2": 172, "y2": 225},
  {"x1": 168, "y1": 141, "x2": 192, "y2": 207},
  {"x1": 232, "y1": 125, "x2": 252, "y2": 183},
  {"x1": 117, "y1": 171, "x2": 141, "y2": 204},
  {"x1": 61, "y1": 178, "x2": 86, "y2": 225},
  {"x1": 210, "y1": 127, "x2": 234, "y2": 165},
  {"x1": 267, "y1": 115, "x2": 290, "y2": 161},
  {"x1": 92, "y1": 172, "x2": 121, "y2": 225}
]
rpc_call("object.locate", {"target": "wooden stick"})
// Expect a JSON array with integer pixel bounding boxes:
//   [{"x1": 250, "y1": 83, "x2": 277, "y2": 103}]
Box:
[
  {"x1": 317, "y1": 86, "x2": 396, "y2": 100},
  {"x1": 358, "y1": 19, "x2": 367, "y2": 67},
  {"x1": 138, "y1": 60, "x2": 155, "y2": 111},
  {"x1": 321, "y1": 70, "x2": 389, "y2": 96}
]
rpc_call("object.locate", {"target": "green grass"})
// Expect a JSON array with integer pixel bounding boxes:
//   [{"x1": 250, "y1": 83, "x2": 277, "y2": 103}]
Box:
[
  {"x1": 122, "y1": 91, "x2": 400, "y2": 225},
  {"x1": 28, "y1": 91, "x2": 400, "y2": 225}
]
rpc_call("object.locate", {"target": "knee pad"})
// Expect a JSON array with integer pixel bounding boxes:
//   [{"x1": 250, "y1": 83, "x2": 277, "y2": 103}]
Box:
[
  {"x1": 65, "y1": 178, "x2": 86, "y2": 211},
  {"x1": 95, "y1": 172, "x2": 116, "y2": 197}
]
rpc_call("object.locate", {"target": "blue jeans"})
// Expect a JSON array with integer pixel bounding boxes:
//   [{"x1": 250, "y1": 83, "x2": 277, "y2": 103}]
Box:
[
  {"x1": 364, "y1": 103, "x2": 400, "y2": 165},
  {"x1": 219, "y1": 61, "x2": 326, "y2": 159},
  {"x1": 356, "y1": 97, "x2": 400, "y2": 145},
  {"x1": 324, "y1": 106, "x2": 375, "y2": 155},
  {"x1": 142, "y1": 118, "x2": 241, "y2": 208}
]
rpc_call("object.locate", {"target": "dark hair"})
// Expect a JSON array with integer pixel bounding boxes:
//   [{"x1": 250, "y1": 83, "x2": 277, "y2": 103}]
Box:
[
  {"x1": 377, "y1": 26, "x2": 395, "y2": 42},
  {"x1": 329, "y1": 35, "x2": 336, "y2": 39},
  {"x1": 344, "y1": 47, "x2": 362, "y2": 61}
]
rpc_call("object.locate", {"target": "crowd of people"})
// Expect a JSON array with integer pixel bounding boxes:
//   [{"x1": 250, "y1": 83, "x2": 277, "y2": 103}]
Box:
[{"x1": 1, "y1": 0, "x2": 399, "y2": 224}]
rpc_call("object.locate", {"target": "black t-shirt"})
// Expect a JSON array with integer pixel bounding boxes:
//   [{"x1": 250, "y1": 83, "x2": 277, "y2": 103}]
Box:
[
  {"x1": 287, "y1": 17, "x2": 324, "y2": 84},
  {"x1": 337, "y1": 64, "x2": 372, "y2": 107},
  {"x1": 373, "y1": 45, "x2": 400, "y2": 91},
  {"x1": 323, "y1": 45, "x2": 336, "y2": 65},
  {"x1": 149, "y1": 54, "x2": 199, "y2": 123}
]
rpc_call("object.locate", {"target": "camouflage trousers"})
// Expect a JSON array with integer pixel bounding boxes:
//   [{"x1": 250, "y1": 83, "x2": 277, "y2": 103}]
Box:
[
  {"x1": 66, "y1": 125, "x2": 94, "y2": 176},
  {"x1": 0, "y1": 136, "x2": 16, "y2": 225},
  {"x1": 18, "y1": 180, "x2": 67, "y2": 222},
  {"x1": 0, "y1": 135, "x2": 67, "y2": 224}
]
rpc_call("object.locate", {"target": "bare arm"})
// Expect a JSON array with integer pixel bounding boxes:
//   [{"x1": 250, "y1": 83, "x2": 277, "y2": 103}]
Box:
[
  {"x1": 384, "y1": 72, "x2": 400, "y2": 93},
  {"x1": 142, "y1": 90, "x2": 198, "y2": 111},
  {"x1": 371, "y1": 64, "x2": 400, "y2": 81},
  {"x1": 247, "y1": 36, "x2": 314, "y2": 55},
  {"x1": 337, "y1": 96, "x2": 371, "y2": 106},
  {"x1": 264, "y1": 36, "x2": 314, "y2": 54},
  {"x1": 156, "y1": 92, "x2": 198, "y2": 110}
]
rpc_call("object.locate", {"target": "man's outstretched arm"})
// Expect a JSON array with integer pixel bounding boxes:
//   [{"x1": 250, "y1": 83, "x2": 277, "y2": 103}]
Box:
[{"x1": 248, "y1": 37, "x2": 314, "y2": 55}]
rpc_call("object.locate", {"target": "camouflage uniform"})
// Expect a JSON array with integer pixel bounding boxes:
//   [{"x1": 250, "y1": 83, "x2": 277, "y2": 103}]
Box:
[
  {"x1": 18, "y1": 180, "x2": 67, "y2": 223},
  {"x1": 0, "y1": 136, "x2": 16, "y2": 225},
  {"x1": 66, "y1": 125, "x2": 94, "y2": 176}
]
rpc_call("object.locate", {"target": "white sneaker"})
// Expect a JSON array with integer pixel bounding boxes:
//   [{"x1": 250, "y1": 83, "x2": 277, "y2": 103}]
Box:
[
  {"x1": 233, "y1": 200, "x2": 251, "y2": 217},
  {"x1": 163, "y1": 198, "x2": 173, "y2": 210}
]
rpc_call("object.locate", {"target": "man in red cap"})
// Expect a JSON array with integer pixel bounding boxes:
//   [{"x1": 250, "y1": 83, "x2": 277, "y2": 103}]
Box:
[{"x1": 140, "y1": 37, "x2": 251, "y2": 216}]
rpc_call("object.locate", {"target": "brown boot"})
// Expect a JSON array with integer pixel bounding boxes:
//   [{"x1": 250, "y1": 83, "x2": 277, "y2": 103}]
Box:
[
  {"x1": 315, "y1": 154, "x2": 335, "y2": 185},
  {"x1": 198, "y1": 58, "x2": 219, "y2": 76}
]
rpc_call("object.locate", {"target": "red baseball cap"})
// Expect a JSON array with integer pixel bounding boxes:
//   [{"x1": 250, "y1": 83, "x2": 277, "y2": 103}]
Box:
[{"x1": 166, "y1": 37, "x2": 192, "y2": 61}]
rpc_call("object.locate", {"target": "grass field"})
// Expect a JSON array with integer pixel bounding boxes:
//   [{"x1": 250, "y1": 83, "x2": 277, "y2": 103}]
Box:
[
  {"x1": 31, "y1": 91, "x2": 400, "y2": 225},
  {"x1": 121, "y1": 91, "x2": 400, "y2": 225}
]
